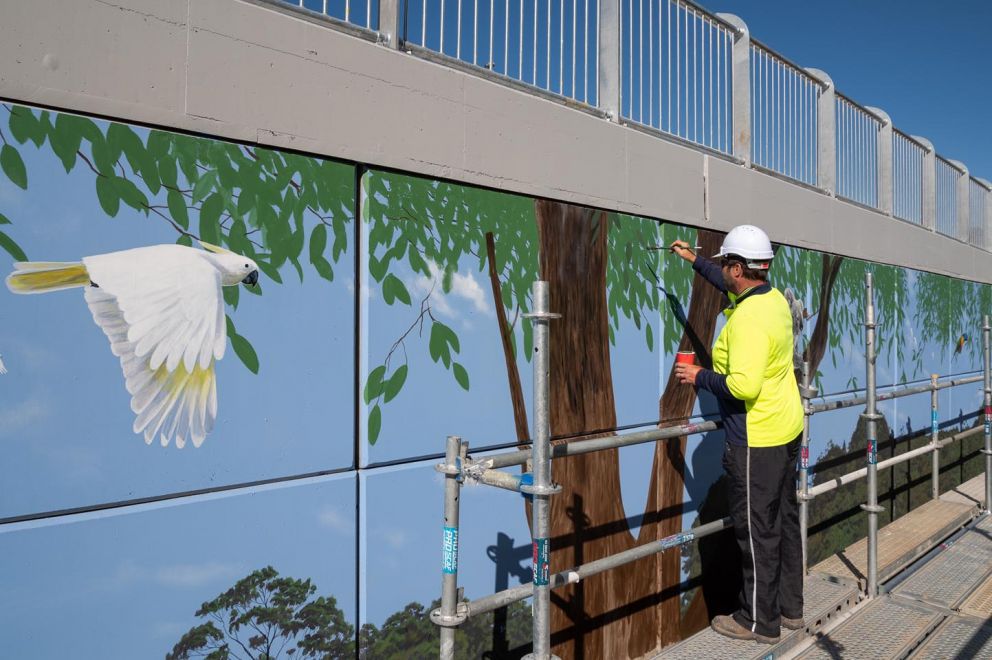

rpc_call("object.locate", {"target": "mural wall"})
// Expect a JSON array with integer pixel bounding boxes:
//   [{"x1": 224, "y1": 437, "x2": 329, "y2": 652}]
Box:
[{"x1": 1, "y1": 104, "x2": 989, "y2": 658}]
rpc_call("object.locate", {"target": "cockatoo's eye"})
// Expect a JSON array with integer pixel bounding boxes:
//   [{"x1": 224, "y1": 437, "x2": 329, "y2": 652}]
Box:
[{"x1": 244, "y1": 263, "x2": 250, "y2": 269}]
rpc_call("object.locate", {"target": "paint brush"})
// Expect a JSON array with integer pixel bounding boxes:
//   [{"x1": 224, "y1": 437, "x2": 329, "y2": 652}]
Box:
[{"x1": 646, "y1": 244, "x2": 702, "y2": 254}]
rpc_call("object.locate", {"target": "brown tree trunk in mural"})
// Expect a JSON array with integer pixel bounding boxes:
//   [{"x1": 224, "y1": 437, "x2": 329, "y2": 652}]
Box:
[
  {"x1": 640, "y1": 230, "x2": 727, "y2": 649},
  {"x1": 535, "y1": 200, "x2": 656, "y2": 659},
  {"x1": 534, "y1": 202, "x2": 728, "y2": 658},
  {"x1": 486, "y1": 231, "x2": 530, "y2": 442},
  {"x1": 805, "y1": 254, "x2": 844, "y2": 376}
]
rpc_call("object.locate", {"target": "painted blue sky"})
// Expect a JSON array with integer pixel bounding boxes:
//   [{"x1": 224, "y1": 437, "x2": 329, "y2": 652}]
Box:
[{"x1": 0, "y1": 124, "x2": 356, "y2": 518}]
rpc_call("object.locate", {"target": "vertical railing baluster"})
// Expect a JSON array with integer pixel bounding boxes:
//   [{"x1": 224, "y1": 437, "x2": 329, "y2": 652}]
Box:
[
  {"x1": 379, "y1": 0, "x2": 400, "y2": 47},
  {"x1": 598, "y1": 0, "x2": 620, "y2": 120},
  {"x1": 868, "y1": 107, "x2": 892, "y2": 216},
  {"x1": 717, "y1": 13, "x2": 749, "y2": 166},
  {"x1": 808, "y1": 68, "x2": 834, "y2": 195}
]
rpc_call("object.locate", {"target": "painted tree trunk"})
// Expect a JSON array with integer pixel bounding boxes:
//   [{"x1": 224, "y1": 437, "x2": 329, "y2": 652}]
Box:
[
  {"x1": 535, "y1": 200, "x2": 654, "y2": 659},
  {"x1": 534, "y1": 201, "x2": 727, "y2": 658},
  {"x1": 641, "y1": 230, "x2": 727, "y2": 650}
]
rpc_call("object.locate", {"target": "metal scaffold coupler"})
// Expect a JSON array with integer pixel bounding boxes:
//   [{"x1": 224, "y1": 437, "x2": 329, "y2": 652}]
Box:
[
  {"x1": 860, "y1": 503, "x2": 884, "y2": 513},
  {"x1": 434, "y1": 458, "x2": 462, "y2": 477},
  {"x1": 799, "y1": 384, "x2": 819, "y2": 399},
  {"x1": 520, "y1": 481, "x2": 562, "y2": 496},
  {"x1": 430, "y1": 602, "x2": 469, "y2": 628},
  {"x1": 859, "y1": 412, "x2": 885, "y2": 422},
  {"x1": 522, "y1": 311, "x2": 562, "y2": 321},
  {"x1": 980, "y1": 448, "x2": 992, "y2": 456}
]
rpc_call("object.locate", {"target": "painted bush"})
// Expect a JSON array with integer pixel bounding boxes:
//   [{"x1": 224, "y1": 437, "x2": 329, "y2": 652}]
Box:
[{"x1": 1, "y1": 104, "x2": 989, "y2": 659}]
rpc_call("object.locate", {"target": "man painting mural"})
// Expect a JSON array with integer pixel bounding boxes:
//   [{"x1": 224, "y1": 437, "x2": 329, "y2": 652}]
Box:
[{"x1": 670, "y1": 225, "x2": 805, "y2": 644}]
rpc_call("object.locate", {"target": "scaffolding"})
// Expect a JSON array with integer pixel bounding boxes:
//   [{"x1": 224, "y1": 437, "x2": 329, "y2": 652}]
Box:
[{"x1": 432, "y1": 275, "x2": 992, "y2": 659}]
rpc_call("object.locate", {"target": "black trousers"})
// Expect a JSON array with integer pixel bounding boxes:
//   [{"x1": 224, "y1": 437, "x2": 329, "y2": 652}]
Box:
[{"x1": 722, "y1": 434, "x2": 803, "y2": 637}]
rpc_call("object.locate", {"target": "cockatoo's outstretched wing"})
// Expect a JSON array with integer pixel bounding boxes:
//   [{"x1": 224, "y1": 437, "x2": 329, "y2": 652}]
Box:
[{"x1": 82, "y1": 245, "x2": 225, "y2": 448}]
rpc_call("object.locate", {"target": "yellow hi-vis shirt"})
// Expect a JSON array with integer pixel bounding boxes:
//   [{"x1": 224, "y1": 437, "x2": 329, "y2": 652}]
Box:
[{"x1": 710, "y1": 287, "x2": 804, "y2": 447}]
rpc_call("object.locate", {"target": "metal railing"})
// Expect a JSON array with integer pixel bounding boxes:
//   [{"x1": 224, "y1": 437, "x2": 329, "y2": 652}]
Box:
[
  {"x1": 620, "y1": 0, "x2": 735, "y2": 154},
  {"x1": 275, "y1": 0, "x2": 992, "y2": 253},
  {"x1": 288, "y1": 0, "x2": 379, "y2": 30},
  {"x1": 432, "y1": 276, "x2": 992, "y2": 657},
  {"x1": 835, "y1": 94, "x2": 880, "y2": 208},
  {"x1": 892, "y1": 130, "x2": 925, "y2": 225},
  {"x1": 936, "y1": 156, "x2": 966, "y2": 239},
  {"x1": 405, "y1": 0, "x2": 601, "y2": 104},
  {"x1": 749, "y1": 41, "x2": 820, "y2": 185}
]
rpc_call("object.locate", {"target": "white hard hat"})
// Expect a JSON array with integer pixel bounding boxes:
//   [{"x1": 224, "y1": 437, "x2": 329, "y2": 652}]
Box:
[{"x1": 714, "y1": 225, "x2": 774, "y2": 268}]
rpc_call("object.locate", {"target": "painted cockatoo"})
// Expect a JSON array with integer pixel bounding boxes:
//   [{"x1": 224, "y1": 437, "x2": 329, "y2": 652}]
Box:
[{"x1": 5, "y1": 242, "x2": 259, "y2": 448}]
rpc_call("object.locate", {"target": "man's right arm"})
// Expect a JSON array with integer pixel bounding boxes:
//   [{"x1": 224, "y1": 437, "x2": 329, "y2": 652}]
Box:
[{"x1": 692, "y1": 256, "x2": 729, "y2": 294}]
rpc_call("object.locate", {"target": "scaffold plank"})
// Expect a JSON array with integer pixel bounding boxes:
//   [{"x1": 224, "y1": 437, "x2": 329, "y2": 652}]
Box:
[
  {"x1": 794, "y1": 596, "x2": 943, "y2": 659},
  {"x1": 959, "y1": 570, "x2": 992, "y2": 619},
  {"x1": 652, "y1": 575, "x2": 857, "y2": 660},
  {"x1": 811, "y1": 499, "x2": 976, "y2": 588},
  {"x1": 892, "y1": 515, "x2": 992, "y2": 609},
  {"x1": 907, "y1": 616, "x2": 992, "y2": 659},
  {"x1": 940, "y1": 472, "x2": 988, "y2": 508}
]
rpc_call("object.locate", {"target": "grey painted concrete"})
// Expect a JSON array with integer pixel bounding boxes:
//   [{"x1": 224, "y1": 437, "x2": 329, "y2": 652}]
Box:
[{"x1": 0, "y1": 0, "x2": 988, "y2": 282}]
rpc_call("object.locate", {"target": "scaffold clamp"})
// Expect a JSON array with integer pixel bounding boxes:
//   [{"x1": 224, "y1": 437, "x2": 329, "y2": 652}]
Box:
[
  {"x1": 522, "y1": 311, "x2": 561, "y2": 321},
  {"x1": 520, "y1": 479, "x2": 561, "y2": 496},
  {"x1": 430, "y1": 602, "x2": 469, "y2": 628}
]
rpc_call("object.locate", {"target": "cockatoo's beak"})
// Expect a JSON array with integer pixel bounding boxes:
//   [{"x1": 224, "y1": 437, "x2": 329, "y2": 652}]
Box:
[{"x1": 242, "y1": 270, "x2": 259, "y2": 287}]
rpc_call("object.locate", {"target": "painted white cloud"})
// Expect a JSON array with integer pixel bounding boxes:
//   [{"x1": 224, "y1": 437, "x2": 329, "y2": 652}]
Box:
[
  {"x1": 108, "y1": 559, "x2": 242, "y2": 590},
  {"x1": 378, "y1": 529, "x2": 407, "y2": 550},
  {"x1": 317, "y1": 505, "x2": 353, "y2": 535},
  {"x1": 0, "y1": 398, "x2": 50, "y2": 437},
  {"x1": 155, "y1": 562, "x2": 243, "y2": 588},
  {"x1": 407, "y1": 260, "x2": 493, "y2": 323}
]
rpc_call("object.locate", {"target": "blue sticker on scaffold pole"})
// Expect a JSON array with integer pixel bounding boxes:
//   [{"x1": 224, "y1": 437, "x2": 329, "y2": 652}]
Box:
[
  {"x1": 985, "y1": 406, "x2": 991, "y2": 436},
  {"x1": 932, "y1": 410, "x2": 939, "y2": 437},
  {"x1": 533, "y1": 538, "x2": 550, "y2": 586},
  {"x1": 867, "y1": 438, "x2": 877, "y2": 465},
  {"x1": 442, "y1": 527, "x2": 459, "y2": 574}
]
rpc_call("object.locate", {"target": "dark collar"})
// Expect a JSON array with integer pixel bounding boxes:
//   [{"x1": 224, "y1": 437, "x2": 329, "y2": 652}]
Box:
[{"x1": 732, "y1": 283, "x2": 772, "y2": 307}]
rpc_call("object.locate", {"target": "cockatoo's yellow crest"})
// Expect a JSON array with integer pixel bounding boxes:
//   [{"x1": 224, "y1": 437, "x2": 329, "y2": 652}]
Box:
[{"x1": 197, "y1": 240, "x2": 234, "y2": 255}]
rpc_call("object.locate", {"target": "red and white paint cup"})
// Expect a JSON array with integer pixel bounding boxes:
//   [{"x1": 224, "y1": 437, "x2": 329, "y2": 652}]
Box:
[{"x1": 675, "y1": 351, "x2": 696, "y2": 366}]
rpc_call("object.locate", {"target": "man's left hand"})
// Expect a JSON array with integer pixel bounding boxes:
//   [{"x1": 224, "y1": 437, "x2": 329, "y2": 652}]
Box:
[{"x1": 675, "y1": 363, "x2": 702, "y2": 385}]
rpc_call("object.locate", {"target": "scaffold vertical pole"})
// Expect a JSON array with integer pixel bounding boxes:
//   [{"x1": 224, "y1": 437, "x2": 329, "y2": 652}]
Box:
[
  {"x1": 931, "y1": 374, "x2": 940, "y2": 500},
  {"x1": 434, "y1": 435, "x2": 466, "y2": 659},
  {"x1": 799, "y1": 360, "x2": 812, "y2": 575},
  {"x1": 523, "y1": 281, "x2": 560, "y2": 660},
  {"x1": 983, "y1": 315, "x2": 992, "y2": 512},
  {"x1": 863, "y1": 271, "x2": 881, "y2": 598}
]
